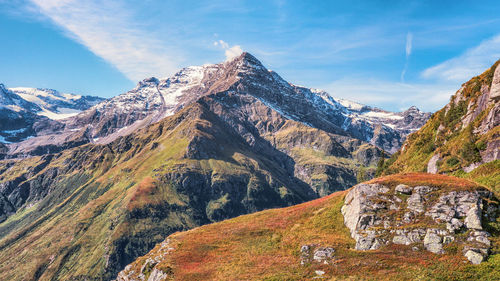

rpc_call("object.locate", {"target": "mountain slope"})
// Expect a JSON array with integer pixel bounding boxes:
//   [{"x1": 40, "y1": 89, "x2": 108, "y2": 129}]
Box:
[
  {"x1": 0, "y1": 100, "x2": 317, "y2": 280},
  {"x1": 116, "y1": 173, "x2": 500, "y2": 281},
  {"x1": 0, "y1": 53, "x2": 428, "y2": 280},
  {"x1": 383, "y1": 59, "x2": 500, "y2": 190},
  {"x1": 0, "y1": 80, "x2": 381, "y2": 280}
]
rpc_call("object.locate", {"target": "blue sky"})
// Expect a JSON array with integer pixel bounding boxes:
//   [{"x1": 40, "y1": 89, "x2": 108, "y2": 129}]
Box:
[{"x1": 1, "y1": 0, "x2": 499, "y2": 111}]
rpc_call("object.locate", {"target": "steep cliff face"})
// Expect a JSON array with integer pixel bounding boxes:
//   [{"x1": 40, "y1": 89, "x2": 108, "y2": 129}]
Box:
[
  {"x1": 115, "y1": 174, "x2": 500, "y2": 281},
  {"x1": 384, "y1": 60, "x2": 500, "y2": 189}
]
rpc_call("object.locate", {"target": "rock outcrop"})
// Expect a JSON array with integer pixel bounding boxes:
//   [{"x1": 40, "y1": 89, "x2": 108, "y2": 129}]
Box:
[
  {"x1": 116, "y1": 239, "x2": 174, "y2": 281},
  {"x1": 300, "y1": 244, "x2": 336, "y2": 265},
  {"x1": 341, "y1": 182, "x2": 498, "y2": 264}
]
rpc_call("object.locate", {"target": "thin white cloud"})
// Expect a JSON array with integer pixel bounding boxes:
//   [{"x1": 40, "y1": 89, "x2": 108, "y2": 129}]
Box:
[
  {"x1": 28, "y1": 0, "x2": 182, "y2": 82},
  {"x1": 213, "y1": 39, "x2": 243, "y2": 60},
  {"x1": 401, "y1": 32, "x2": 413, "y2": 82},
  {"x1": 323, "y1": 78, "x2": 456, "y2": 112},
  {"x1": 405, "y1": 32, "x2": 413, "y2": 57},
  {"x1": 422, "y1": 34, "x2": 500, "y2": 81}
]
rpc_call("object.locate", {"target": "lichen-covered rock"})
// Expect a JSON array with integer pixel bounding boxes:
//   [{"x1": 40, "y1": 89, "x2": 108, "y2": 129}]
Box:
[
  {"x1": 395, "y1": 184, "x2": 412, "y2": 195},
  {"x1": 423, "y1": 229, "x2": 444, "y2": 254},
  {"x1": 300, "y1": 244, "x2": 335, "y2": 265},
  {"x1": 341, "y1": 182, "x2": 498, "y2": 264}
]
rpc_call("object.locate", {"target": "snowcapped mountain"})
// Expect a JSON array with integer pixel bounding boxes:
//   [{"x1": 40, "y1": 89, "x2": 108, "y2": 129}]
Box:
[
  {"x1": 1, "y1": 53, "x2": 429, "y2": 157},
  {"x1": 10, "y1": 87, "x2": 104, "y2": 120},
  {"x1": 0, "y1": 84, "x2": 104, "y2": 143}
]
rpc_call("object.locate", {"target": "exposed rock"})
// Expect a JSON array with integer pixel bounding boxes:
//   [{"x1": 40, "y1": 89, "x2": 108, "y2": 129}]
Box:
[
  {"x1": 427, "y1": 154, "x2": 440, "y2": 174},
  {"x1": 490, "y1": 62, "x2": 500, "y2": 101},
  {"x1": 395, "y1": 184, "x2": 412, "y2": 195},
  {"x1": 423, "y1": 229, "x2": 444, "y2": 254},
  {"x1": 464, "y1": 205, "x2": 483, "y2": 230},
  {"x1": 300, "y1": 244, "x2": 335, "y2": 265},
  {"x1": 393, "y1": 234, "x2": 411, "y2": 245},
  {"x1": 313, "y1": 247, "x2": 335, "y2": 264},
  {"x1": 341, "y1": 182, "x2": 498, "y2": 264},
  {"x1": 464, "y1": 249, "x2": 486, "y2": 265},
  {"x1": 147, "y1": 268, "x2": 168, "y2": 281},
  {"x1": 116, "y1": 239, "x2": 174, "y2": 281}
]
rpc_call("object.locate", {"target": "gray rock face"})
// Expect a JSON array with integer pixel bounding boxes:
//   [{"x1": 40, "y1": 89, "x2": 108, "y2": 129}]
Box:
[
  {"x1": 490, "y1": 63, "x2": 500, "y2": 101},
  {"x1": 423, "y1": 229, "x2": 444, "y2": 254},
  {"x1": 465, "y1": 250, "x2": 485, "y2": 265},
  {"x1": 341, "y1": 183, "x2": 498, "y2": 264},
  {"x1": 427, "y1": 154, "x2": 440, "y2": 174}
]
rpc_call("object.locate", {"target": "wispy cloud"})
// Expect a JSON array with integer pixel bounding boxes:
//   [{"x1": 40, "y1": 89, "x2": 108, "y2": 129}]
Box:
[
  {"x1": 405, "y1": 32, "x2": 413, "y2": 57},
  {"x1": 401, "y1": 32, "x2": 413, "y2": 82},
  {"x1": 213, "y1": 39, "x2": 243, "y2": 60},
  {"x1": 28, "y1": 0, "x2": 182, "y2": 82},
  {"x1": 422, "y1": 34, "x2": 500, "y2": 81}
]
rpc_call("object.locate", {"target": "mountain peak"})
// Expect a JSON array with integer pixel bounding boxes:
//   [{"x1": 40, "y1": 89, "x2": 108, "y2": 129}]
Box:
[
  {"x1": 405, "y1": 105, "x2": 421, "y2": 112},
  {"x1": 227, "y1": 51, "x2": 266, "y2": 72}
]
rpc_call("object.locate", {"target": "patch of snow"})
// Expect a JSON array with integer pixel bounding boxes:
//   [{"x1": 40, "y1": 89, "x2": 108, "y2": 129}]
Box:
[
  {"x1": 3, "y1": 128, "x2": 26, "y2": 134},
  {"x1": 361, "y1": 111, "x2": 403, "y2": 120},
  {"x1": 5, "y1": 105, "x2": 23, "y2": 112},
  {"x1": 0, "y1": 135, "x2": 11, "y2": 143},
  {"x1": 384, "y1": 123, "x2": 396, "y2": 129},
  {"x1": 39, "y1": 108, "x2": 81, "y2": 120},
  {"x1": 335, "y1": 98, "x2": 366, "y2": 111}
]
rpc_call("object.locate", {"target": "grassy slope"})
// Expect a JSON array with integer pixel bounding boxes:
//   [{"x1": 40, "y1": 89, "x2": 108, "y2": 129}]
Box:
[
  {"x1": 122, "y1": 173, "x2": 500, "y2": 281},
  {"x1": 385, "y1": 60, "x2": 500, "y2": 191}
]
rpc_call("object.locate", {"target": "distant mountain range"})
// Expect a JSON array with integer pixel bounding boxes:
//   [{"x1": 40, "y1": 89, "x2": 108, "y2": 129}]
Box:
[
  {"x1": 0, "y1": 84, "x2": 103, "y2": 143},
  {"x1": 0, "y1": 53, "x2": 429, "y2": 158}
]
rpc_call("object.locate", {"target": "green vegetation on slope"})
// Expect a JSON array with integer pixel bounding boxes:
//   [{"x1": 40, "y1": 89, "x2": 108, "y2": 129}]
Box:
[{"x1": 385, "y1": 59, "x2": 500, "y2": 191}]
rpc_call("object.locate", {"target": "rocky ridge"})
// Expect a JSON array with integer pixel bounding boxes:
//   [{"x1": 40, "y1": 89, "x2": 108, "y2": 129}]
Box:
[
  {"x1": 341, "y1": 180, "x2": 498, "y2": 264},
  {"x1": 1, "y1": 53, "x2": 429, "y2": 158}
]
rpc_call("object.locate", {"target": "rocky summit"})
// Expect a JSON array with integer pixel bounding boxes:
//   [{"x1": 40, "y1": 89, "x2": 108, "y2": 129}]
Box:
[{"x1": 0, "y1": 53, "x2": 429, "y2": 159}]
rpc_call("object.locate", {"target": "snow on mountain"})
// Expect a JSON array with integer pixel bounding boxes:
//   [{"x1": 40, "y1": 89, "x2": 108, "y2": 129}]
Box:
[
  {"x1": 0, "y1": 84, "x2": 104, "y2": 144},
  {"x1": 10, "y1": 87, "x2": 104, "y2": 120},
  {"x1": 1, "y1": 53, "x2": 430, "y2": 156}
]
